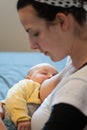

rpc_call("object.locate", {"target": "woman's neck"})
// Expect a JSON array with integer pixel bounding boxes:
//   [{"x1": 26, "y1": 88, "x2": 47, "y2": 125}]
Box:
[
  {"x1": 70, "y1": 34, "x2": 87, "y2": 70},
  {"x1": 71, "y1": 44, "x2": 87, "y2": 70}
]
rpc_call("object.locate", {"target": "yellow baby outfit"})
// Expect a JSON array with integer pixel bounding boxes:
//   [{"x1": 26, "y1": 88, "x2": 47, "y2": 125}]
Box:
[{"x1": 4, "y1": 79, "x2": 41, "y2": 125}]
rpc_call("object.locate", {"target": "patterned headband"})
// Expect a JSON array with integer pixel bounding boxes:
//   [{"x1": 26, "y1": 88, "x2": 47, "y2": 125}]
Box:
[{"x1": 35, "y1": 0, "x2": 87, "y2": 12}]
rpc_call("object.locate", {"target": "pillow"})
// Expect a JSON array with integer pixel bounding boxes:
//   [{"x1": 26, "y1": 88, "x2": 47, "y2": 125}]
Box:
[{"x1": 0, "y1": 52, "x2": 67, "y2": 100}]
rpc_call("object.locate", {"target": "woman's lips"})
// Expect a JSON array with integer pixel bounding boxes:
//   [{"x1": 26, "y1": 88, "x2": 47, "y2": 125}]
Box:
[
  {"x1": 40, "y1": 49, "x2": 49, "y2": 56},
  {"x1": 44, "y1": 51, "x2": 49, "y2": 56}
]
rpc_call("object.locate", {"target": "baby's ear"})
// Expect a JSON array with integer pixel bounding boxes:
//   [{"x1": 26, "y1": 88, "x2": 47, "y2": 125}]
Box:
[{"x1": 26, "y1": 75, "x2": 31, "y2": 79}]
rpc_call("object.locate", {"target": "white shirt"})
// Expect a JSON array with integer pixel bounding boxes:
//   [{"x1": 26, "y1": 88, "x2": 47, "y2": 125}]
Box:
[{"x1": 31, "y1": 65, "x2": 87, "y2": 130}]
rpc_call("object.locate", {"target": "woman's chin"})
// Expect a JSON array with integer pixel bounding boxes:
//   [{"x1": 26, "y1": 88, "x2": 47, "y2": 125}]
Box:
[
  {"x1": 44, "y1": 52, "x2": 59, "y2": 62},
  {"x1": 49, "y1": 56, "x2": 58, "y2": 62}
]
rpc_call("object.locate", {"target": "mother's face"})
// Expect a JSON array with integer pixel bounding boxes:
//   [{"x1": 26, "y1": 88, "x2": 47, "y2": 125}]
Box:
[{"x1": 18, "y1": 5, "x2": 71, "y2": 61}]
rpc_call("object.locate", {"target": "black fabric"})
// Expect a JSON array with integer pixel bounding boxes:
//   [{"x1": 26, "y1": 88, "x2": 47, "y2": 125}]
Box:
[
  {"x1": 42, "y1": 103, "x2": 87, "y2": 130},
  {"x1": 78, "y1": 63, "x2": 87, "y2": 70}
]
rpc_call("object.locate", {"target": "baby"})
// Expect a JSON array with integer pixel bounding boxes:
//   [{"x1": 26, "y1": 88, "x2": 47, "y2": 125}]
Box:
[{"x1": 2, "y1": 63, "x2": 58, "y2": 130}]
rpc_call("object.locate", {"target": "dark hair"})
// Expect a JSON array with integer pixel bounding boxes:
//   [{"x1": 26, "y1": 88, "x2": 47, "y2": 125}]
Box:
[{"x1": 17, "y1": 0, "x2": 87, "y2": 25}]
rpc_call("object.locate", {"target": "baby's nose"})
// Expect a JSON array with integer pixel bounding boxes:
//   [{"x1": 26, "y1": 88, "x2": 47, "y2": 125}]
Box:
[{"x1": 48, "y1": 74, "x2": 53, "y2": 78}]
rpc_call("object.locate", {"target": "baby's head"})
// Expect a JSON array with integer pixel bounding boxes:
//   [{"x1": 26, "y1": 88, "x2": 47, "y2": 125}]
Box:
[{"x1": 26, "y1": 63, "x2": 58, "y2": 84}]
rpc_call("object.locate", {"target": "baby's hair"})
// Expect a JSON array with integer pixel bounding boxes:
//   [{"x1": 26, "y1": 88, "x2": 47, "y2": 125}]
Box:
[{"x1": 27, "y1": 63, "x2": 58, "y2": 76}]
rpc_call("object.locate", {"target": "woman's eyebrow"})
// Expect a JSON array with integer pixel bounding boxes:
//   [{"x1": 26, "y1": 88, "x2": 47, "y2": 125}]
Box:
[
  {"x1": 26, "y1": 28, "x2": 35, "y2": 35},
  {"x1": 26, "y1": 28, "x2": 30, "y2": 32},
  {"x1": 25, "y1": 27, "x2": 32, "y2": 33}
]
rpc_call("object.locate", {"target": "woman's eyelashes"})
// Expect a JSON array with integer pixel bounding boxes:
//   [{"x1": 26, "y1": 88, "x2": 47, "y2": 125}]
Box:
[
  {"x1": 29, "y1": 29, "x2": 40, "y2": 37},
  {"x1": 33, "y1": 31, "x2": 39, "y2": 37},
  {"x1": 26, "y1": 29, "x2": 40, "y2": 38}
]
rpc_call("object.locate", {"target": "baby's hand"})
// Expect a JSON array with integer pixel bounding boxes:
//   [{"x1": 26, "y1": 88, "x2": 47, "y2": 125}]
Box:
[
  {"x1": 17, "y1": 120, "x2": 31, "y2": 130},
  {"x1": 0, "y1": 103, "x2": 4, "y2": 119}
]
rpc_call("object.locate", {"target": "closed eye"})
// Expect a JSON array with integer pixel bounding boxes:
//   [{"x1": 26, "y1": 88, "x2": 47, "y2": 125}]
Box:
[
  {"x1": 52, "y1": 72, "x2": 58, "y2": 76},
  {"x1": 33, "y1": 32, "x2": 39, "y2": 37},
  {"x1": 41, "y1": 72, "x2": 47, "y2": 75}
]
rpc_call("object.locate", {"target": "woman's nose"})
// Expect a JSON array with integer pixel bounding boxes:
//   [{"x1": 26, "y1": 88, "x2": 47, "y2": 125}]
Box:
[
  {"x1": 29, "y1": 36, "x2": 39, "y2": 50},
  {"x1": 30, "y1": 41, "x2": 38, "y2": 49}
]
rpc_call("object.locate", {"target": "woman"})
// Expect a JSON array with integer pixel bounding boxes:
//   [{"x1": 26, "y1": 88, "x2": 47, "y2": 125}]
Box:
[{"x1": 16, "y1": 0, "x2": 87, "y2": 130}]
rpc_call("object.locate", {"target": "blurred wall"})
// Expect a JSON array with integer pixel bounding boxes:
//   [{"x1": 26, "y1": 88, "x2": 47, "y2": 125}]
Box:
[{"x1": 0, "y1": 0, "x2": 33, "y2": 52}]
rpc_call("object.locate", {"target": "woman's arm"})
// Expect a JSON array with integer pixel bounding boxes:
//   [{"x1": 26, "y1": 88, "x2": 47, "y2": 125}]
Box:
[{"x1": 42, "y1": 103, "x2": 87, "y2": 130}]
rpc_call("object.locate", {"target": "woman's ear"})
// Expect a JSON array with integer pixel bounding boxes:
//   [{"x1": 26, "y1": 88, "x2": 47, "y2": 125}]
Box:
[{"x1": 55, "y1": 13, "x2": 69, "y2": 31}]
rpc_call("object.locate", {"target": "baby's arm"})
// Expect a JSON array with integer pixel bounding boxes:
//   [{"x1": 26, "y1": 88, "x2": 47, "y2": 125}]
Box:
[
  {"x1": 5, "y1": 80, "x2": 32, "y2": 126},
  {"x1": 0, "y1": 103, "x2": 24, "y2": 130}
]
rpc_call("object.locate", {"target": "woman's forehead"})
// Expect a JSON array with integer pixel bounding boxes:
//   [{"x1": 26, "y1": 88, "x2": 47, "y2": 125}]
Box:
[
  {"x1": 18, "y1": 6, "x2": 37, "y2": 23},
  {"x1": 18, "y1": 5, "x2": 45, "y2": 31}
]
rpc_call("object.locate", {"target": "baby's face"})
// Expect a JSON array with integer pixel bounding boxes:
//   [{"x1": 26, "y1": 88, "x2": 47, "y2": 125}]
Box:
[{"x1": 28, "y1": 65, "x2": 58, "y2": 84}]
